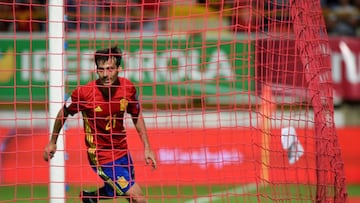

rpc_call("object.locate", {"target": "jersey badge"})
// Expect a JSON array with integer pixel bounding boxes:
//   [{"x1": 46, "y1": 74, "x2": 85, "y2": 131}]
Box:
[{"x1": 119, "y1": 99, "x2": 128, "y2": 111}]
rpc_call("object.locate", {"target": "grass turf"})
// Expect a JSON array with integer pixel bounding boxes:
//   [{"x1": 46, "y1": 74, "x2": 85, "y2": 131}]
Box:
[{"x1": 0, "y1": 184, "x2": 358, "y2": 202}]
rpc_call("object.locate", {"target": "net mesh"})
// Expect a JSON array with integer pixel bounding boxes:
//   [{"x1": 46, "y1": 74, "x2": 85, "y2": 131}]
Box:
[{"x1": 0, "y1": 0, "x2": 347, "y2": 202}]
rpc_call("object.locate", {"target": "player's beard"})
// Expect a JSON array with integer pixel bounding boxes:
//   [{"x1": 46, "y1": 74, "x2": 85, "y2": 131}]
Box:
[
  {"x1": 99, "y1": 75, "x2": 115, "y2": 86},
  {"x1": 97, "y1": 77, "x2": 120, "y2": 101}
]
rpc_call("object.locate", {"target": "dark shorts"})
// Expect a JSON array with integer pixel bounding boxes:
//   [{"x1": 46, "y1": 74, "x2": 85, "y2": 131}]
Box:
[{"x1": 92, "y1": 154, "x2": 135, "y2": 196}]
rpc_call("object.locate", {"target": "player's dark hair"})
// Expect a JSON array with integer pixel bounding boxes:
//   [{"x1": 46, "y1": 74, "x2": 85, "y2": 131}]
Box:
[{"x1": 95, "y1": 46, "x2": 122, "y2": 68}]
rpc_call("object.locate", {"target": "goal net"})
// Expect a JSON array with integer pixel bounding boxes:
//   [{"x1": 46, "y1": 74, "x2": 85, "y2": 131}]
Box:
[{"x1": 0, "y1": 0, "x2": 347, "y2": 202}]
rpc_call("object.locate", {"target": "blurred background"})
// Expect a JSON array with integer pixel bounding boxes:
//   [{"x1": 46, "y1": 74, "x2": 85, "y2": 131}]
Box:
[{"x1": 0, "y1": 0, "x2": 359, "y2": 105}]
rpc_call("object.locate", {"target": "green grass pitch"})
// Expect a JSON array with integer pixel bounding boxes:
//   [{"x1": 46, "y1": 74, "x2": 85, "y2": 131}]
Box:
[{"x1": 0, "y1": 184, "x2": 359, "y2": 202}]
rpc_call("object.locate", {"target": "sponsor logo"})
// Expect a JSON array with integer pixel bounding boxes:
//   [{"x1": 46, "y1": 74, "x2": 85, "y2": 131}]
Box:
[
  {"x1": 94, "y1": 106, "x2": 103, "y2": 112},
  {"x1": 0, "y1": 49, "x2": 14, "y2": 83},
  {"x1": 158, "y1": 148, "x2": 244, "y2": 169}
]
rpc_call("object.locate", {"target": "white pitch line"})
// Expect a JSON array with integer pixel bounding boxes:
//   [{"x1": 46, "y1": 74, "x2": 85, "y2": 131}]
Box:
[
  {"x1": 0, "y1": 109, "x2": 345, "y2": 129},
  {"x1": 184, "y1": 183, "x2": 258, "y2": 203}
]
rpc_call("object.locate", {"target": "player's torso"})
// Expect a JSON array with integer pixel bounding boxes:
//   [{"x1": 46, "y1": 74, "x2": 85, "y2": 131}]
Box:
[{"x1": 81, "y1": 80, "x2": 133, "y2": 135}]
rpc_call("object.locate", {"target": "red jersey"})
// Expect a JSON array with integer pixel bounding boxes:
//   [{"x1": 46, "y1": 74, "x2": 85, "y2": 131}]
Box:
[{"x1": 65, "y1": 77, "x2": 140, "y2": 165}]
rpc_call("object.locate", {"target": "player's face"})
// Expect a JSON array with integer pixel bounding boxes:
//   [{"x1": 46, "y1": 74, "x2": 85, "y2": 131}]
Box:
[{"x1": 96, "y1": 57, "x2": 120, "y2": 86}]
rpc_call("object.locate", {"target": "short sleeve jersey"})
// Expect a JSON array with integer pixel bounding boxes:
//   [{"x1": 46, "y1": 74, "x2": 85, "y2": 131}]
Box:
[{"x1": 65, "y1": 77, "x2": 140, "y2": 165}]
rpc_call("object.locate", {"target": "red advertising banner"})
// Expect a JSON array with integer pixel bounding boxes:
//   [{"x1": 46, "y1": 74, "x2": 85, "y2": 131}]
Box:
[
  {"x1": 0, "y1": 127, "x2": 358, "y2": 185},
  {"x1": 329, "y1": 37, "x2": 360, "y2": 102},
  {"x1": 256, "y1": 36, "x2": 360, "y2": 103}
]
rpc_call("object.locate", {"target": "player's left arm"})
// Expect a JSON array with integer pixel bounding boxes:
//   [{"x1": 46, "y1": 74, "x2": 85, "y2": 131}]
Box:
[
  {"x1": 127, "y1": 81, "x2": 157, "y2": 169},
  {"x1": 132, "y1": 112, "x2": 157, "y2": 169},
  {"x1": 127, "y1": 84, "x2": 156, "y2": 169}
]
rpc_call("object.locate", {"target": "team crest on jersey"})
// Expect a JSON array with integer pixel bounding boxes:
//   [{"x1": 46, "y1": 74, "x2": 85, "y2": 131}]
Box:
[
  {"x1": 119, "y1": 99, "x2": 128, "y2": 111},
  {"x1": 94, "y1": 106, "x2": 103, "y2": 112},
  {"x1": 116, "y1": 176, "x2": 129, "y2": 189}
]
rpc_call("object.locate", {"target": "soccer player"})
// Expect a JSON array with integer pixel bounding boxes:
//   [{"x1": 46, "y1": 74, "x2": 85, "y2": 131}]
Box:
[{"x1": 43, "y1": 46, "x2": 157, "y2": 203}]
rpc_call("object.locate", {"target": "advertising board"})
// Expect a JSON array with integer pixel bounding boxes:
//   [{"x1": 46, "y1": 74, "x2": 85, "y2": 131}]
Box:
[{"x1": 0, "y1": 36, "x2": 253, "y2": 102}]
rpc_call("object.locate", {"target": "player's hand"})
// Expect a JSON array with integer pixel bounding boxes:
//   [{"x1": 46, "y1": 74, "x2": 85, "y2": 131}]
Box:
[
  {"x1": 144, "y1": 148, "x2": 157, "y2": 169},
  {"x1": 43, "y1": 143, "x2": 57, "y2": 162}
]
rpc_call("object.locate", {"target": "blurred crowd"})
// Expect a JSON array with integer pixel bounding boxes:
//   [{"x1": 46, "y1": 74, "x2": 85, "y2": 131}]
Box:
[
  {"x1": 0, "y1": 0, "x2": 359, "y2": 36},
  {"x1": 322, "y1": 0, "x2": 360, "y2": 36}
]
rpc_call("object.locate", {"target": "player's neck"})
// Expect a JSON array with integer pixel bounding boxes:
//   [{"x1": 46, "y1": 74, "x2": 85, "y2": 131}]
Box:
[{"x1": 96, "y1": 78, "x2": 120, "y2": 101}]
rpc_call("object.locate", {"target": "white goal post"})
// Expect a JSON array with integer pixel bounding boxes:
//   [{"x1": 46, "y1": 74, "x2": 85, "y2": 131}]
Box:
[{"x1": 48, "y1": 0, "x2": 65, "y2": 202}]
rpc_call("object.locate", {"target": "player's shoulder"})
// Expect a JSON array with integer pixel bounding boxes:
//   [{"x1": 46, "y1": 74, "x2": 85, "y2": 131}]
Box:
[
  {"x1": 77, "y1": 80, "x2": 96, "y2": 90},
  {"x1": 72, "y1": 80, "x2": 97, "y2": 97}
]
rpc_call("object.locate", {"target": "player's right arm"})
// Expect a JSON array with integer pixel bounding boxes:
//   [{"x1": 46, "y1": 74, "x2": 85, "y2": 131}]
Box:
[
  {"x1": 43, "y1": 107, "x2": 70, "y2": 162},
  {"x1": 43, "y1": 87, "x2": 83, "y2": 162}
]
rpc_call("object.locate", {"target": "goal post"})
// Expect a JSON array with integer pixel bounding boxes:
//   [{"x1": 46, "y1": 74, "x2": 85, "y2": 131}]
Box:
[{"x1": 48, "y1": 0, "x2": 66, "y2": 202}]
